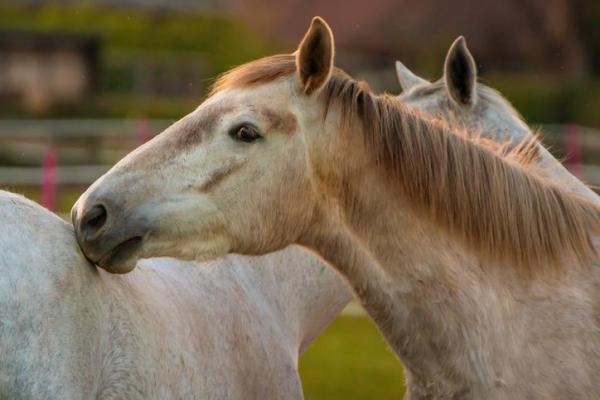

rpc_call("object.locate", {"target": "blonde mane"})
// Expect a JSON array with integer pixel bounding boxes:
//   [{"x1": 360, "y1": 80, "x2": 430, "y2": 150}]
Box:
[{"x1": 212, "y1": 54, "x2": 600, "y2": 273}]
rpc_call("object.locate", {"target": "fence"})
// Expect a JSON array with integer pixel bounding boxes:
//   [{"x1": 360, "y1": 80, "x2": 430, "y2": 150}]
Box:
[{"x1": 0, "y1": 119, "x2": 599, "y2": 211}]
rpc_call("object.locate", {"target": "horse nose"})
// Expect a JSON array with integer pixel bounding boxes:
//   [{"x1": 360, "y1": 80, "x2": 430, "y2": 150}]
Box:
[
  {"x1": 71, "y1": 195, "x2": 147, "y2": 274},
  {"x1": 72, "y1": 200, "x2": 110, "y2": 261},
  {"x1": 77, "y1": 204, "x2": 108, "y2": 241}
]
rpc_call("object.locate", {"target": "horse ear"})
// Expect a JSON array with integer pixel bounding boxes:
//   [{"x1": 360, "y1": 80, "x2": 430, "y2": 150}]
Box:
[
  {"x1": 395, "y1": 61, "x2": 428, "y2": 92},
  {"x1": 444, "y1": 36, "x2": 477, "y2": 106},
  {"x1": 296, "y1": 17, "x2": 335, "y2": 95}
]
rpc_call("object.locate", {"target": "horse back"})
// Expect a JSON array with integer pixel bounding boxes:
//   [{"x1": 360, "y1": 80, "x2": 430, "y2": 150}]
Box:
[{"x1": 0, "y1": 191, "x2": 105, "y2": 399}]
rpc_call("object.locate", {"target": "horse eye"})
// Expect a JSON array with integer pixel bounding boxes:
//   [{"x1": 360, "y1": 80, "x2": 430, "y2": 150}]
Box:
[{"x1": 231, "y1": 124, "x2": 262, "y2": 143}]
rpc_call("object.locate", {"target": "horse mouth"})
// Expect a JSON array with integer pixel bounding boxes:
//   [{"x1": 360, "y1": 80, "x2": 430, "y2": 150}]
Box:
[{"x1": 97, "y1": 236, "x2": 144, "y2": 274}]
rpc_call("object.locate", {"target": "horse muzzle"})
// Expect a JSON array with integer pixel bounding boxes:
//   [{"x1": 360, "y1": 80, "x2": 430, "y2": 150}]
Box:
[{"x1": 72, "y1": 193, "x2": 149, "y2": 274}]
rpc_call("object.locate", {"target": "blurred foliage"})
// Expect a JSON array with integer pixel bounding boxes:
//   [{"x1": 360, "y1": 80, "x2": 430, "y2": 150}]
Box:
[
  {"x1": 487, "y1": 74, "x2": 600, "y2": 130},
  {"x1": 0, "y1": 93, "x2": 200, "y2": 119},
  {"x1": 0, "y1": 3, "x2": 275, "y2": 75},
  {"x1": 574, "y1": 0, "x2": 600, "y2": 74},
  {"x1": 1, "y1": 3, "x2": 599, "y2": 129},
  {"x1": 0, "y1": 3, "x2": 281, "y2": 118},
  {"x1": 300, "y1": 314, "x2": 405, "y2": 400},
  {"x1": 0, "y1": 94, "x2": 197, "y2": 119}
]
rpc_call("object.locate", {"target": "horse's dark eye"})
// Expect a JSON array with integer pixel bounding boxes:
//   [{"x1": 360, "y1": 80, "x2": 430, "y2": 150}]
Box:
[{"x1": 231, "y1": 124, "x2": 261, "y2": 143}]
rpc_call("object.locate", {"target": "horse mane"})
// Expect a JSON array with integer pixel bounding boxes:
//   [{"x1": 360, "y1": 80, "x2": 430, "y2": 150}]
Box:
[
  {"x1": 212, "y1": 54, "x2": 600, "y2": 273},
  {"x1": 211, "y1": 54, "x2": 297, "y2": 95}
]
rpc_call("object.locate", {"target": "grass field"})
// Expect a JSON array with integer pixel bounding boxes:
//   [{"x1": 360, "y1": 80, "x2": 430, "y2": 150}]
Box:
[{"x1": 300, "y1": 314, "x2": 405, "y2": 399}]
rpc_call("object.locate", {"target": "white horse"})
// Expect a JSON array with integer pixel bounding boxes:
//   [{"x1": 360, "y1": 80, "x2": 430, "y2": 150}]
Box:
[
  {"x1": 73, "y1": 18, "x2": 600, "y2": 399},
  {"x1": 0, "y1": 190, "x2": 351, "y2": 399},
  {"x1": 395, "y1": 36, "x2": 599, "y2": 202}
]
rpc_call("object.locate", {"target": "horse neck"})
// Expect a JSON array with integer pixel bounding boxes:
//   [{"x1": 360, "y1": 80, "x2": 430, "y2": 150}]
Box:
[
  {"x1": 231, "y1": 247, "x2": 352, "y2": 353},
  {"x1": 302, "y1": 190, "x2": 491, "y2": 394},
  {"x1": 302, "y1": 208, "x2": 600, "y2": 397},
  {"x1": 303, "y1": 118, "x2": 474, "y2": 347},
  {"x1": 300, "y1": 112, "x2": 599, "y2": 395}
]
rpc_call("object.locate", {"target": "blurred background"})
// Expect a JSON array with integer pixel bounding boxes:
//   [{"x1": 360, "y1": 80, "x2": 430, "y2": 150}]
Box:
[{"x1": 0, "y1": 0, "x2": 599, "y2": 398}]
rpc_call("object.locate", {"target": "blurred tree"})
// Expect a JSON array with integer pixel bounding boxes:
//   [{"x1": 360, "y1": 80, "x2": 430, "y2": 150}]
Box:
[
  {"x1": 231, "y1": 0, "x2": 590, "y2": 77},
  {"x1": 572, "y1": 0, "x2": 600, "y2": 74},
  {"x1": 0, "y1": 3, "x2": 275, "y2": 75}
]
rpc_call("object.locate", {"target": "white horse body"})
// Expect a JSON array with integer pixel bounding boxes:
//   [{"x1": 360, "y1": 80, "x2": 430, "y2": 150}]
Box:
[{"x1": 0, "y1": 190, "x2": 351, "y2": 399}]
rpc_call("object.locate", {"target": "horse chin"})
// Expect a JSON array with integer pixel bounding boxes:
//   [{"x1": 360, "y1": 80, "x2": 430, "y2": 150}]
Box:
[
  {"x1": 96, "y1": 236, "x2": 144, "y2": 274},
  {"x1": 98, "y1": 258, "x2": 138, "y2": 274}
]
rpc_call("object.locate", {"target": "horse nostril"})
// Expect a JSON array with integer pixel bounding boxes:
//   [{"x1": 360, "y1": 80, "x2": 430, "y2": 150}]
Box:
[{"x1": 80, "y1": 204, "x2": 108, "y2": 240}]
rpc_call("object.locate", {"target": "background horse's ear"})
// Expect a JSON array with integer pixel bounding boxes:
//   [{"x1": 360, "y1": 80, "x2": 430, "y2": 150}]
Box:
[
  {"x1": 395, "y1": 61, "x2": 428, "y2": 92},
  {"x1": 296, "y1": 17, "x2": 335, "y2": 95},
  {"x1": 444, "y1": 36, "x2": 477, "y2": 106}
]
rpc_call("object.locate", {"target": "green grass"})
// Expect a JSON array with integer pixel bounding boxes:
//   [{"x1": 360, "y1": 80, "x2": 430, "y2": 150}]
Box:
[{"x1": 300, "y1": 314, "x2": 405, "y2": 399}]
